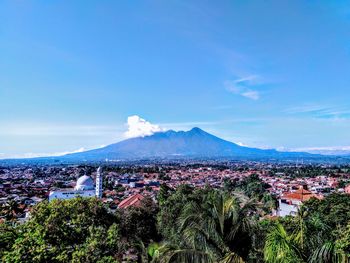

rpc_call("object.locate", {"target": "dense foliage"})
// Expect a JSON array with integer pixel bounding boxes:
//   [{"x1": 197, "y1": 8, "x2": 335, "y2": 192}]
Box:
[
  {"x1": 2, "y1": 198, "x2": 123, "y2": 262},
  {"x1": 1, "y1": 176, "x2": 350, "y2": 262},
  {"x1": 263, "y1": 194, "x2": 350, "y2": 263}
]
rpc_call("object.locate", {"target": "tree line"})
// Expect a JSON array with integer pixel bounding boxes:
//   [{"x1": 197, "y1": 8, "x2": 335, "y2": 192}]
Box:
[{"x1": 1, "y1": 175, "x2": 350, "y2": 262}]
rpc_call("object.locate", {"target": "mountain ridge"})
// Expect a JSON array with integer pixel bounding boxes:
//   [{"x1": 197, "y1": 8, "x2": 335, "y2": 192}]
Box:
[{"x1": 61, "y1": 127, "x2": 314, "y2": 161}]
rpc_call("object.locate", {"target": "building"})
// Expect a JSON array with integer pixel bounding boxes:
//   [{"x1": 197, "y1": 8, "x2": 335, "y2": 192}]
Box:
[
  {"x1": 49, "y1": 167, "x2": 103, "y2": 201},
  {"x1": 278, "y1": 185, "x2": 322, "y2": 217},
  {"x1": 345, "y1": 184, "x2": 350, "y2": 194},
  {"x1": 118, "y1": 193, "x2": 144, "y2": 209}
]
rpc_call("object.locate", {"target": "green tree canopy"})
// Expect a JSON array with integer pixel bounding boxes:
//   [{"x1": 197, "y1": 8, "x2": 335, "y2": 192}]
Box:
[{"x1": 3, "y1": 197, "x2": 122, "y2": 263}]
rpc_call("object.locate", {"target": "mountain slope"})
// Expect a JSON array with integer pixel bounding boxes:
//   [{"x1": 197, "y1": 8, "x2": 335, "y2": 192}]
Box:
[{"x1": 63, "y1": 127, "x2": 314, "y2": 161}]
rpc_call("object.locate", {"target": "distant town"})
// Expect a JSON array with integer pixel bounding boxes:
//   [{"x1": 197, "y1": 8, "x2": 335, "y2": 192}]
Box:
[{"x1": 2, "y1": 161, "x2": 350, "y2": 222}]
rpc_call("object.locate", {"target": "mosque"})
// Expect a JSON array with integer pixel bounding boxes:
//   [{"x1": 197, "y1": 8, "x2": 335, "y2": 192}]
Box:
[{"x1": 49, "y1": 167, "x2": 103, "y2": 201}]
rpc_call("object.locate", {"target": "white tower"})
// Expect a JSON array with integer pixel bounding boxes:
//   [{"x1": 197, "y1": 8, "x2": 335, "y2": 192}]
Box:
[{"x1": 95, "y1": 167, "x2": 103, "y2": 198}]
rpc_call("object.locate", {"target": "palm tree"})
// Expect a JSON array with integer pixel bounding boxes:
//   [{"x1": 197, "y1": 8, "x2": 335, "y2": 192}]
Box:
[
  {"x1": 264, "y1": 205, "x2": 313, "y2": 263},
  {"x1": 264, "y1": 206, "x2": 347, "y2": 263},
  {"x1": 306, "y1": 213, "x2": 331, "y2": 253},
  {"x1": 308, "y1": 241, "x2": 344, "y2": 263},
  {"x1": 293, "y1": 205, "x2": 308, "y2": 252},
  {"x1": 264, "y1": 223, "x2": 303, "y2": 263},
  {"x1": 152, "y1": 242, "x2": 215, "y2": 263},
  {"x1": 157, "y1": 191, "x2": 258, "y2": 263},
  {"x1": 1, "y1": 199, "x2": 23, "y2": 221}
]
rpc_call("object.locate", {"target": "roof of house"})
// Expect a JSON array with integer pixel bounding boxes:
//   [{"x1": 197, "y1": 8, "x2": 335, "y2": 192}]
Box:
[
  {"x1": 118, "y1": 193, "x2": 144, "y2": 209},
  {"x1": 345, "y1": 184, "x2": 350, "y2": 194},
  {"x1": 282, "y1": 186, "x2": 322, "y2": 202}
]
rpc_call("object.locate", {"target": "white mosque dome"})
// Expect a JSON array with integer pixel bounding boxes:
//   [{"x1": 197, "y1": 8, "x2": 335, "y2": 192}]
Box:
[{"x1": 75, "y1": 175, "x2": 94, "y2": 191}]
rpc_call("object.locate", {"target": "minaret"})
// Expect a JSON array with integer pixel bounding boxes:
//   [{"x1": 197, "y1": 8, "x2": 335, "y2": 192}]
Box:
[{"x1": 96, "y1": 167, "x2": 103, "y2": 198}]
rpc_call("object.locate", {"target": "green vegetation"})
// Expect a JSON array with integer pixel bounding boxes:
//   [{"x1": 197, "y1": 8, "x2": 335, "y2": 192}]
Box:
[
  {"x1": 2, "y1": 198, "x2": 123, "y2": 262},
  {"x1": 0, "y1": 199, "x2": 24, "y2": 221},
  {"x1": 1, "y1": 176, "x2": 350, "y2": 262},
  {"x1": 263, "y1": 195, "x2": 350, "y2": 263}
]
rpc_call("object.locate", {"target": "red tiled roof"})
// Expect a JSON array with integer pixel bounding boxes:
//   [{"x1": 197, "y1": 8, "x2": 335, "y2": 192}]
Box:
[
  {"x1": 282, "y1": 187, "x2": 322, "y2": 202},
  {"x1": 345, "y1": 184, "x2": 350, "y2": 194},
  {"x1": 118, "y1": 194, "x2": 144, "y2": 209}
]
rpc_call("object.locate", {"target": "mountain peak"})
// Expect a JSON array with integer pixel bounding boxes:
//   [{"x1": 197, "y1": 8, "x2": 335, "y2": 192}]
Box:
[
  {"x1": 62, "y1": 127, "x2": 314, "y2": 161},
  {"x1": 155, "y1": 127, "x2": 207, "y2": 137},
  {"x1": 163, "y1": 129, "x2": 176, "y2": 134},
  {"x1": 189, "y1": 127, "x2": 205, "y2": 134}
]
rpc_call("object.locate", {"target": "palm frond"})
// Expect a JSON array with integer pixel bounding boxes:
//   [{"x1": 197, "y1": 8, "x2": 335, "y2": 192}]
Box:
[
  {"x1": 220, "y1": 252, "x2": 245, "y2": 263},
  {"x1": 264, "y1": 223, "x2": 303, "y2": 263},
  {"x1": 308, "y1": 241, "x2": 346, "y2": 263},
  {"x1": 162, "y1": 248, "x2": 214, "y2": 263}
]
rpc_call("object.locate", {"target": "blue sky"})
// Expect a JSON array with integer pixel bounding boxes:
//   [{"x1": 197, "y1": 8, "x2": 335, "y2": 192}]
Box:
[{"x1": 1, "y1": 0, "x2": 350, "y2": 158}]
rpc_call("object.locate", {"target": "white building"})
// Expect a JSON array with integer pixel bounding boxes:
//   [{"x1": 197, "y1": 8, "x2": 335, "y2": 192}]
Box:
[
  {"x1": 49, "y1": 167, "x2": 103, "y2": 201},
  {"x1": 278, "y1": 199, "x2": 298, "y2": 217}
]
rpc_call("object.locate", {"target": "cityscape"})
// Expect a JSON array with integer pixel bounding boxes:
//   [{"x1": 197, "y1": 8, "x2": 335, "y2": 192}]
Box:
[
  {"x1": 2, "y1": 1, "x2": 350, "y2": 262},
  {"x1": 2, "y1": 162, "x2": 350, "y2": 220}
]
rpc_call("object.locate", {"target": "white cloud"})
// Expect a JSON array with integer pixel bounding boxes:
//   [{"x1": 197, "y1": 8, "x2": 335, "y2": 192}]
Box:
[
  {"x1": 0, "y1": 124, "x2": 120, "y2": 136},
  {"x1": 284, "y1": 104, "x2": 350, "y2": 119},
  {"x1": 278, "y1": 145, "x2": 350, "y2": 155},
  {"x1": 284, "y1": 104, "x2": 329, "y2": 114},
  {"x1": 291, "y1": 146, "x2": 350, "y2": 152},
  {"x1": 236, "y1": 142, "x2": 248, "y2": 147},
  {"x1": 241, "y1": 90, "x2": 259, "y2": 100},
  {"x1": 0, "y1": 147, "x2": 87, "y2": 159},
  {"x1": 224, "y1": 75, "x2": 260, "y2": 100},
  {"x1": 124, "y1": 115, "x2": 165, "y2": 138},
  {"x1": 235, "y1": 75, "x2": 259, "y2": 84}
]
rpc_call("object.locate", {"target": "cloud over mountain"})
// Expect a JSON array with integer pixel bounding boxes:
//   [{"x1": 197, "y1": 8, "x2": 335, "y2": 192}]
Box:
[{"x1": 124, "y1": 115, "x2": 165, "y2": 138}]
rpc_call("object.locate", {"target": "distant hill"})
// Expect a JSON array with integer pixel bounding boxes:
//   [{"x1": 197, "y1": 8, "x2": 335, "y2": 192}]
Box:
[
  {"x1": 60, "y1": 127, "x2": 316, "y2": 161},
  {"x1": 295, "y1": 149, "x2": 350, "y2": 156}
]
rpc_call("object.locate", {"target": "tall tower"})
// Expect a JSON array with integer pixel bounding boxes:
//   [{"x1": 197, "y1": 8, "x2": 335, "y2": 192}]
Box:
[{"x1": 96, "y1": 167, "x2": 103, "y2": 198}]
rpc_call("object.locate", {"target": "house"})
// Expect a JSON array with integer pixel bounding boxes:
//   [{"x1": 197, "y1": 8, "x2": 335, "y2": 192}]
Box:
[
  {"x1": 345, "y1": 184, "x2": 350, "y2": 194},
  {"x1": 282, "y1": 185, "x2": 322, "y2": 203},
  {"x1": 279, "y1": 185, "x2": 322, "y2": 217},
  {"x1": 118, "y1": 194, "x2": 144, "y2": 209}
]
